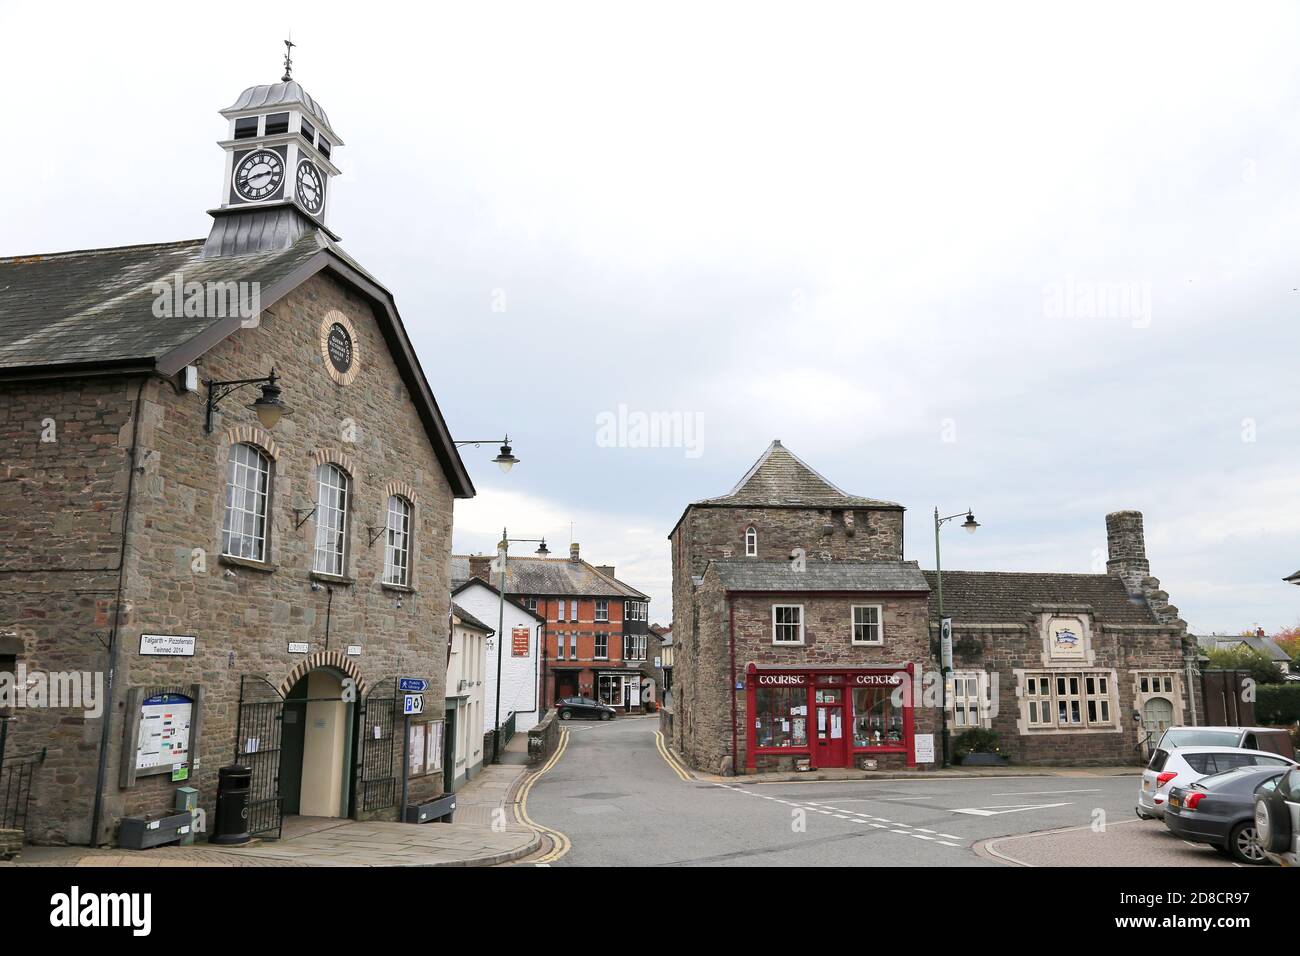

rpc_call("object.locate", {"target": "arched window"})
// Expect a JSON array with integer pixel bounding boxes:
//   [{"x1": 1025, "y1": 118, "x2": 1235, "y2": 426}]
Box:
[
  {"x1": 313, "y1": 463, "x2": 350, "y2": 575},
  {"x1": 222, "y1": 443, "x2": 271, "y2": 561},
  {"x1": 384, "y1": 495, "x2": 413, "y2": 586},
  {"x1": 745, "y1": 526, "x2": 757, "y2": 557}
]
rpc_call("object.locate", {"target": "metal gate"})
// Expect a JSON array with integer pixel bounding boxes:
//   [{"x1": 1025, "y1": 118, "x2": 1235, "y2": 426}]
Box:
[
  {"x1": 235, "y1": 675, "x2": 285, "y2": 840},
  {"x1": 358, "y1": 681, "x2": 397, "y2": 813},
  {"x1": 0, "y1": 747, "x2": 43, "y2": 834}
]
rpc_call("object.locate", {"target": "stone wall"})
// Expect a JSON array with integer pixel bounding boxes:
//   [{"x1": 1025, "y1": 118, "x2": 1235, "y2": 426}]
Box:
[{"x1": 0, "y1": 270, "x2": 458, "y2": 845}]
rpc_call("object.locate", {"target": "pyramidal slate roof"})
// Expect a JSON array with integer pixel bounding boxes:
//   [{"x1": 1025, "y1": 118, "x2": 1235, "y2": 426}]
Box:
[
  {"x1": 695, "y1": 440, "x2": 903, "y2": 510},
  {"x1": 450, "y1": 555, "x2": 648, "y2": 600},
  {"x1": 923, "y1": 570, "x2": 1157, "y2": 626}
]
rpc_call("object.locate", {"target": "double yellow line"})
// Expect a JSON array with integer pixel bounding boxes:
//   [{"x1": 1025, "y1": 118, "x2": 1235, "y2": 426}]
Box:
[
  {"x1": 655, "y1": 731, "x2": 692, "y2": 781},
  {"x1": 513, "y1": 728, "x2": 572, "y2": 864}
]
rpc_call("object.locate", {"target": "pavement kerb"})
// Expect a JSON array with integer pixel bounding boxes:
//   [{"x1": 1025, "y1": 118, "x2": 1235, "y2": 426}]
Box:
[
  {"x1": 689, "y1": 767, "x2": 1141, "y2": 785},
  {"x1": 974, "y1": 816, "x2": 1149, "y2": 868}
]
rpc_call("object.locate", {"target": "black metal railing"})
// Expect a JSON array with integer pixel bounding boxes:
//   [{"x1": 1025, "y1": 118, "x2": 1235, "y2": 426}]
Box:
[
  {"x1": 500, "y1": 711, "x2": 517, "y2": 749},
  {"x1": 0, "y1": 747, "x2": 43, "y2": 834}
]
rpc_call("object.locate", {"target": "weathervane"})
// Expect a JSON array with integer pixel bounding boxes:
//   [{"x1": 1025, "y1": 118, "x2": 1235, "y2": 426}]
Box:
[{"x1": 282, "y1": 37, "x2": 295, "y2": 82}]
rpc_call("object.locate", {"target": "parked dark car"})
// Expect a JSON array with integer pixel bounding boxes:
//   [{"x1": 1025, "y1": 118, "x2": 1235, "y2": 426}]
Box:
[
  {"x1": 1163, "y1": 765, "x2": 1289, "y2": 864},
  {"x1": 556, "y1": 696, "x2": 616, "y2": 721}
]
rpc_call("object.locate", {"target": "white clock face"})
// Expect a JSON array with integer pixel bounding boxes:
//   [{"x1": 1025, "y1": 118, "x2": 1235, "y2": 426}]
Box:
[
  {"x1": 296, "y1": 159, "x2": 325, "y2": 214},
  {"x1": 233, "y1": 149, "x2": 285, "y2": 202}
]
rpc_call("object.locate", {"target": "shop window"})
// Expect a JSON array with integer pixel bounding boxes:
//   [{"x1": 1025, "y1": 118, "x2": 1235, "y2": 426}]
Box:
[
  {"x1": 851, "y1": 605, "x2": 882, "y2": 645},
  {"x1": 595, "y1": 600, "x2": 608, "y2": 622},
  {"x1": 853, "y1": 685, "x2": 903, "y2": 747},
  {"x1": 594, "y1": 632, "x2": 608, "y2": 660},
  {"x1": 383, "y1": 495, "x2": 412, "y2": 586},
  {"x1": 221, "y1": 443, "x2": 271, "y2": 561},
  {"x1": 745, "y1": 526, "x2": 757, "y2": 557},
  {"x1": 313, "y1": 462, "x2": 350, "y2": 575},
  {"x1": 598, "y1": 674, "x2": 621, "y2": 705},
  {"x1": 772, "y1": 605, "x2": 804, "y2": 645},
  {"x1": 755, "y1": 686, "x2": 808, "y2": 749}
]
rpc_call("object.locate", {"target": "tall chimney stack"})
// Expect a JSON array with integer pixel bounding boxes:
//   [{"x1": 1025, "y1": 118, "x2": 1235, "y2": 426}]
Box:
[
  {"x1": 1106, "y1": 510, "x2": 1149, "y2": 595},
  {"x1": 468, "y1": 555, "x2": 492, "y2": 582},
  {"x1": 569, "y1": 542, "x2": 581, "y2": 563}
]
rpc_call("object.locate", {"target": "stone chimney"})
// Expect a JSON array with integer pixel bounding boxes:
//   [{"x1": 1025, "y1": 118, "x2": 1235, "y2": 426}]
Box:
[
  {"x1": 1105, "y1": 510, "x2": 1150, "y2": 594},
  {"x1": 1106, "y1": 510, "x2": 1185, "y2": 630},
  {"x1": 468, "y1": 555, "x2": 492, "y2": 582},
  {"x1": 569, "y1": 542, "x2": 581, "y2": 563},
  {"x1": 595, "y1": 564, "x2": 616, "y2": 579}
]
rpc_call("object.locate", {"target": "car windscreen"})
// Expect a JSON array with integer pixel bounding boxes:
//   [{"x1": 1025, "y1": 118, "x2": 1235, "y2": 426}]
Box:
[
  {"x1": 1161, "y1": 729, "x2": 1241, "y2": 748},
  {"x1": 1194, "y1": 767, "x2": 1284, "y2": 793}
]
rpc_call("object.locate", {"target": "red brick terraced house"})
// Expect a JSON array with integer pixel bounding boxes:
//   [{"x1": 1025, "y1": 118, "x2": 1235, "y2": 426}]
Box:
[
  {"x1": 669, "y1": 441, "x2": 1198, "y2": 775},
  {"x1": 452, "y1": 544, "x2": 651, "y2": 711}
]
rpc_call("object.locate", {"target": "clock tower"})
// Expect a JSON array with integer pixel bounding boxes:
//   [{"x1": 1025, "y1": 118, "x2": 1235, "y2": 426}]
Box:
[{"x1": 204, "y1": 43, "x2": 343, "y2": 257}]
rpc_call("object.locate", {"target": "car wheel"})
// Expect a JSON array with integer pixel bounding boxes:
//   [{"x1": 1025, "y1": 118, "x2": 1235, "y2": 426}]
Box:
[
  {"x1": 1256, "y1": 790, "x2": 1293, "y2": 854},
  {"x1": 600, "y1": 711, "x2": 611, "y2": 721},
  {"x1": 559, "y1": 709, "x2": 571, "y2": 721},
  {"x1": 1229, "y1": 822, "x2": 1268, "y2": 865}
]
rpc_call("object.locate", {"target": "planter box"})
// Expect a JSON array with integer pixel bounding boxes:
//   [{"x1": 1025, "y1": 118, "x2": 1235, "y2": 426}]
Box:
[
  {"x1": 960, "y1": 753, "x2": 1008, "y2": 767},
  {"x1": 118, "y1": 811, "x2": 195, "y2": 850},
  {"x1": 404, "y1": 794, "x2": 457, "y2": 824}
]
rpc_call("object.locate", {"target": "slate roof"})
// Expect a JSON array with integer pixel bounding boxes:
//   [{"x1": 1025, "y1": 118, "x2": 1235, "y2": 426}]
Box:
[
  {"x1": 1195, "y1": 634, "x2": 1292, "y2": 662},
  {"x1": 451, "y1": 577, "x2": 547, "y2": 623},
  {"x1": 922, "y1": 570, "x2": 1157, "y2": 626},
  {"x1": 0, "y1": 231, "x2": 475, "y2": 498},
  {"x1": 451, "y1": 602, "x2": 494, "y2": 634},
  {"x1": 696, "y1": 440, "x2": 903, "y2": 510},
  {"x1": 709, "y1": 559, "x2": 930, "y2": 593},
  {"x1": 0, "y1": 236, "x2": 319, "y2": 373},
  {"x1": 450, "y1": 555, "x2": 648, "y2": 600}
]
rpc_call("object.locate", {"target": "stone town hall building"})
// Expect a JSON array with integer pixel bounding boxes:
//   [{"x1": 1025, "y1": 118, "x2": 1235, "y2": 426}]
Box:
[
  {"x1": 0, "y1": 68, "x2": 474, "y2": 844},
  {"x1": 669, "y1": 441, "x2": 1197, "y2": 774}
]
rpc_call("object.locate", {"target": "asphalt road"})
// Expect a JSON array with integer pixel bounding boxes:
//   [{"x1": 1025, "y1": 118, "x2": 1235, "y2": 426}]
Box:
[{"x1": 524, "y1": 717, "x2": 1238, "y2": 867}]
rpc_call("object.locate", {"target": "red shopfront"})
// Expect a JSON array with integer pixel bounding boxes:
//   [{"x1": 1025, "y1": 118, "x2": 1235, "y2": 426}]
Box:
[{"x1": 744, "y1": 664, "x2": 915, "y2": 771}]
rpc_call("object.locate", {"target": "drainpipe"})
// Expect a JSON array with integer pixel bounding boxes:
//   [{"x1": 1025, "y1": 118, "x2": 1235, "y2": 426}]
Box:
[
  {"x1": 728, "y1": 595, "x2": 738, "y2": 775},
  {"x1": 90, "y1": 375, "x2": 147, "y2": 847}
]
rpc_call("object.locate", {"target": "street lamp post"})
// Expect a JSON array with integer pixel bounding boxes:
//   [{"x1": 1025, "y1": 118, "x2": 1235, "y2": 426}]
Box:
[
  {"x1": 933, "y1": 507, "x2": 979, "y2": 769},
  {"x1": 453, "y1": 436, "x2": 519, "y2": 473},
  {"x1": 490, "y1": 527, "x2": 548, "y2": 763}
]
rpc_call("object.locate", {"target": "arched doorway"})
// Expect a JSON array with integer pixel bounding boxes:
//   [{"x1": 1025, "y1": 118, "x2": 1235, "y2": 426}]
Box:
[{"x1": 280, "y1": 669, "x2": 357, "y2": 819}]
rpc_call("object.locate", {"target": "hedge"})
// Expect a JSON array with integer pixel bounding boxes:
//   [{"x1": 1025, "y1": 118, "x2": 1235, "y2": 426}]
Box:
[{"x1": 1256, "y1": 684, "x2": 1300, "y2": 725}]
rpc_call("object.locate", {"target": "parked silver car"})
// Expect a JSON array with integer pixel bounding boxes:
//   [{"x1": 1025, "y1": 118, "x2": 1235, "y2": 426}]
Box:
[
  {"x1": 1137, "y1": 745, "x2": 1296, "y2": 819},
  {"x1": 1255, "y1": 766, "x2": 1300, "y2": 866}
]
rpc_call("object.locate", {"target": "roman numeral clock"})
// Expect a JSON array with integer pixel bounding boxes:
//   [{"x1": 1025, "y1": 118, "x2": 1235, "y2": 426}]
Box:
[{"x1": 208, "y1": 50, "x2": 344, "y2": 246}]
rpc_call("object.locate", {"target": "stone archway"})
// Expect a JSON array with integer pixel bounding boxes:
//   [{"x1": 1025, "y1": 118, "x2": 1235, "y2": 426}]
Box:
[{"x1": 277, "y1": 650, "x2": 368, "y2": 699}]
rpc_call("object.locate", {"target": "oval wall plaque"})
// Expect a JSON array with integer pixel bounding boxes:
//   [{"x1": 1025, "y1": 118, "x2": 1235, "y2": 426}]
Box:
[{"x1": 319, "y1": 311, "x2": 361, "y2": 385}]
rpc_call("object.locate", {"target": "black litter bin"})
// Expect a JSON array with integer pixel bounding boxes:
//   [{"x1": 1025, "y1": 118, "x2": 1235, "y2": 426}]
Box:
[{"x1": 209, "y1": 764, "x2": 252, "y2": 845}]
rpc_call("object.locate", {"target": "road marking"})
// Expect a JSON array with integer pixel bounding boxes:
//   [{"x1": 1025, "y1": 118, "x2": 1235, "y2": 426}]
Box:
[
  {"x1": 990, "y1": 789, "x2": 1101, "y2": 796},
  {"x1": 513, "y1": 728, "x2": 573, "y2": 865},
  {"x1": 653, "y1": 732, "x2": 693, "y2": 781},
  {"x1": 951, "y1": 802, "x2": 1072, "y2": 817}
]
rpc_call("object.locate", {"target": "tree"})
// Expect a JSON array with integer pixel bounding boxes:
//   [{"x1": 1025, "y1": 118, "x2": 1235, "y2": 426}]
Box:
[
  {"x1": 1272, "y1": 625, "x2": 1300, "y2": 663},
  {"x1": 1204, "y1": 645, "x2": 1285, "y2": 685}
]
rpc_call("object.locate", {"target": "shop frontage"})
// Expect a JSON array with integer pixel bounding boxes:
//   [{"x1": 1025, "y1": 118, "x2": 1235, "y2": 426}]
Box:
[{"x1": 745, "y1": 664, "x2": 916, "y2": 771}]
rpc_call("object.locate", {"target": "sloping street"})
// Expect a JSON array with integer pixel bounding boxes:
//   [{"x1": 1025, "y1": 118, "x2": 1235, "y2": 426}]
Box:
[{"x1": 522, "y1": 718, "x2": 1238, "y2": 867}]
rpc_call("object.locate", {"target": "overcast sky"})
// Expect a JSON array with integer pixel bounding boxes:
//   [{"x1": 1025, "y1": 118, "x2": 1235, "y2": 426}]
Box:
[{"x1": 3, "y1": 1, "x2": 1299, "y2": 633}]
